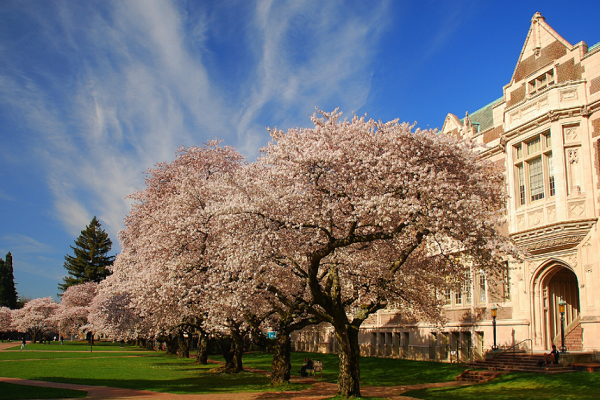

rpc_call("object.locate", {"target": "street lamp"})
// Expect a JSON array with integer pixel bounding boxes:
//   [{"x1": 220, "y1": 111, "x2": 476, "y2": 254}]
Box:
[
  {"x1": 491, "y1": 305, "x2": 498, "y2": 351},
  {"x1": 558, "y1": 299, "x2": 566, "y2": 353}
]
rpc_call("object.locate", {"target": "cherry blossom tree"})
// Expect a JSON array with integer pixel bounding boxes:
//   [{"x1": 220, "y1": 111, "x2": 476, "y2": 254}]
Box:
[
  {"x1": 230, "y1": 109, "x2": 515, "y2": 397},
  {"x1": 54, "y1": 282, "x2": 97, "y2": 337},
  {"x1": 0, "y1": 306, "x2": 12, "y2": 340},
  {"x1": 11, "y1": 297, "x2": 59, "y2": 342},
  {"x1": 103, "y1": 141, "x2": 252, "y2": 365}
]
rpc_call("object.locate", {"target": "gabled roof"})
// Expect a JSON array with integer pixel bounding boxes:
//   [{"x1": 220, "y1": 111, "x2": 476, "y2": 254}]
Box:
[{"x1": 510, "y1": 12, "x2": 573, "y2": 84}]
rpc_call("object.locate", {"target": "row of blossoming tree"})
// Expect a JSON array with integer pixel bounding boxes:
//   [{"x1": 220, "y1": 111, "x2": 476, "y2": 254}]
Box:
[
  {"x1": 0, "y1": 282, "x2": 97, "y2": 343},
  {"x1": 2, "y1": 110, "x2": 515, "y2": 398}
]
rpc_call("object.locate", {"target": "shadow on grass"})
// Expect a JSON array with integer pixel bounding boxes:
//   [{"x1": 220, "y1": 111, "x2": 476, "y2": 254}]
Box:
[
  {"x1": 0, "y1": 382, "x2": 86, "y2": 399},
  {"x1": 239, "y1": 352, "x2": 468, "y2": 386},
  {"x1": 20, "y1": 362, "x2": 310, "y2": 395},
  {"x1": 403, "y1": 371, "x2": 600, "y2": 399}
]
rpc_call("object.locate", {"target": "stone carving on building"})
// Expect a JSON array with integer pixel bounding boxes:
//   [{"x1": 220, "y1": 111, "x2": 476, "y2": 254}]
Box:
[
  {"x1": 560, "y1": 88, "x2": 578, "y2": 102},
  {"x1": 499, "y1": 134, "x2": 508, "y2": 152},
  {"x1": 564, "y1": 126, "x2": 579, "y2": 142},
  {"x1": 547, "y1": 206, "x2": 556, "y2": 222},
  {"x1": 528, "y1": 209, "x2": 544, "y2": 227},
  {"x1": 548, "y1": 110, "x2": 560, "y2": 122},
  {"x1": 568, "y1": 201, "x2": 586, "y2": 219},
  {"x1": 581, "y1": 106, "x2": 592, "y2": 118},
  {"x1": 517, "y1": 214, "x2": 526, "y2": 230}
]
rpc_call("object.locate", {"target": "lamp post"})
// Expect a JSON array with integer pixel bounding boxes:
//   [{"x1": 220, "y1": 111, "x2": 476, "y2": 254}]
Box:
[
  {"x1": 491, "y1": 305, "x2": 498, "y2": 351},
  {"x1": 558, "y1": 299, "x2": 566, "y2": 353}
]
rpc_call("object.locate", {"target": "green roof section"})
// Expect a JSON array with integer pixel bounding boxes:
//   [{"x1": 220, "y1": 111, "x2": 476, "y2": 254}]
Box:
[
  {"x1": 460, "y1": 96, "x2": 504, "y2": 132},
  {"x1": 589, "y1": 41, "x2": 600, "y2": 53}
]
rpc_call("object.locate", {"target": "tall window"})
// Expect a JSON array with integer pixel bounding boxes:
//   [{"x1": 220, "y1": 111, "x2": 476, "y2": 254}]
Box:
[
  {"x1": 502, "y1": 262, "x2": 511, "y2": 301},
  {"x1": 463, "y1": 278, "x2": 472, "y2": 305},
  {"x1": 454, "y1": 291, "x2": 462, "y2": 305},
  {"x1": 513, "y1": 131, "x2": 554, "y2": 207},
  {"x1": 479, "y1": 273, "x2": 487, "y2": 304}
]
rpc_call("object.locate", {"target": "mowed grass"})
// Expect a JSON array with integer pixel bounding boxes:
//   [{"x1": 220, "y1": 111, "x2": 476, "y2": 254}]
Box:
[
  {"x1": 0, "y1": 349, "x2": 308, "y2": 395},
  {"x1": 4, "y1": 340, "x2": 148, "y2": 352},
  {"x1": 0, "y1": 382, "x2": 86, "y2": 399},
  {"x1": 226, "y1": 351, "x2": 468, "y2": 386},
  {"x1": 404, "y1": 371, "x2": 600, "y2": 399}
]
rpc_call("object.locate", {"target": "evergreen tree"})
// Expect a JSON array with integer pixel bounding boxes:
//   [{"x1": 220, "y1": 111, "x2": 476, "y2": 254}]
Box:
[
  {"x1": 0, "y1": 252, "x2": 18, "y2": 309},
  {"x1": 59, "y1": 216, "x2": 115, "y2": 293}
]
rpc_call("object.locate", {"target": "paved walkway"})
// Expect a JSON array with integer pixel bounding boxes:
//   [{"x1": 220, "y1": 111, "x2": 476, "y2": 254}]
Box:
[{"x1": 0, "y1": 342, "x2": 470, "y2": 399}]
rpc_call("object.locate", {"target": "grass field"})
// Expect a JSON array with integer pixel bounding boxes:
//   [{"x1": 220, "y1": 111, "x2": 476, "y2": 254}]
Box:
[
  {"x1": 4, "y1": 340, "x2": 148, "y2": 352},
  {"x1": 404, "y1": 371, "x2": 600, "y2": 399},
  {"x1": 1, "y1": 343, "x2": 600, "y2": 399},
  {"x1": 239, "y1": 351, "x2": 467, "y2": 386},
  {"x1": 0, "y1": 382, "x2": 86, "y2": 399}
]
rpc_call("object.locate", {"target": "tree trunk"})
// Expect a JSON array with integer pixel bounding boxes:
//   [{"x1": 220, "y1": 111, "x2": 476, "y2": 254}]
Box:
[
  {"x1": 335, "y1": 325, "x2": 361, "y2": 398},
  {"x1": 230, "y1": 327, "x2": 244, "y2": 373},
  {"x1": 217, "y1": 337, "x2": 235, "y2": 370},
  {"x1": 178, "y1": 332, "x2": 190, "y2": 359},
  {"x1": 165, "y1": 335, "x2": 178, "y2": 355},
  {"x1": 196, "y1": 333, "x2": 208, "y2": 364},
  {"x1": 270, "y1": 330, "x2": 291, "y2": 384}
]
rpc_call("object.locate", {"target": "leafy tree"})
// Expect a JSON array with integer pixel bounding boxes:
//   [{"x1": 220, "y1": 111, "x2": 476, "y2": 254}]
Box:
[
  {"x1": 59, "y1": 217, "x2": 115, "y2": 293},
  {"x1": 0, "y1": 252, "x2": 18, "y2": 309}
]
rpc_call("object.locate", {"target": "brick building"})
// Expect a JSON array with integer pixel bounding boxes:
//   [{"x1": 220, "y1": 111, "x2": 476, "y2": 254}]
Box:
[{"x1": 291, "y1": 13, "x2": 600, "y2": 362}]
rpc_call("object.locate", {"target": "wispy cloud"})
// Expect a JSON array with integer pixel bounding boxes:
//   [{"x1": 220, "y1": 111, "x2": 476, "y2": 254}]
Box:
[
  {"x1": 0, "y1": 234, "x2": 56, "y2": 255},
  {"x1": 235, "y1": 0, "x2": 391, "y2": 156},
  {"x1": 0, "y1": 189, "x2": 15, "y2": 201},
  {"x1": 0, "y1": 0, "x2": 392, "y2": 245}
]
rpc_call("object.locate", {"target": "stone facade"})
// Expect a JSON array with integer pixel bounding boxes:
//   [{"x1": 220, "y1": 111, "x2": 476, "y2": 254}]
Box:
[{"x1": 291, "y1": 13, "x2": 600, "y2": 362}]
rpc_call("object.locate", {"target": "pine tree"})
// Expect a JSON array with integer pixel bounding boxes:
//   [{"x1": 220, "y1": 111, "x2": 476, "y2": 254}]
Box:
[
  {"x1": 59, "y1": 217, "x2": 115, "y2": 293},
  {"x1": 0, "y1": 252, "x2": 18, "y2": 309}
]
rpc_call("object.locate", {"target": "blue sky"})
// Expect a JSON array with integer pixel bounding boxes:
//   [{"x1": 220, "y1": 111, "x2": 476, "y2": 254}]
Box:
[{"x1": 1, "y1": 0, "x2": 599, "y2": 301}]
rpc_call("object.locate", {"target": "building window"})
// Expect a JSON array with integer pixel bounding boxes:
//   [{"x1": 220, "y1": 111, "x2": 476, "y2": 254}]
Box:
[
  {"x1": 517, "y1": 164, "x2": 526, "y2": 205},
  {"x1": 502, "y1": 262, "x2": 511, "y2": 301},
  {"x1": 548, "y1": 154, "x2": 555, "y2": 197},
  {"x1": 464, "y1": 279, "x2": 472, "y2": 305},
  {"x1": 513, "y1": 131, "x2": 554, "y2": 207},
  {"x1": 479, "y1": 273, "x2": 487, "y2": 304},
  {"x1": 528, "y1": 69, "x2": 555, "y2": 94},
  {"x1": 455, "y1": 291, "x2": 462, "y2": 305},
  {"x1": 444, "y1": 289, "x2": 451, "y2": 305},
  {"x1": 529, "y1": 157, "x2": 544, "y2": 201}
]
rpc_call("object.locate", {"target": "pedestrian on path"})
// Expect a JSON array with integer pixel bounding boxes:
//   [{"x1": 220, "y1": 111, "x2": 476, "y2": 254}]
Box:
[{"x1": 20, "y1": 337, "x2": 27, "y2": 351}]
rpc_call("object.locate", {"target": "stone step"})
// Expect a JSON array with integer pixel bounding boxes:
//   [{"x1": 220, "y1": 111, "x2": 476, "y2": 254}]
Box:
[{"x1": 456, "y1": 369, "x2": 500, "y2": 382}]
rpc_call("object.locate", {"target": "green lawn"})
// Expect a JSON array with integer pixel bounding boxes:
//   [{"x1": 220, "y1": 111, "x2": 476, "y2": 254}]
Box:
[
  {"x1": 0, "y1": 350, "x2": 308, "y2": 395},
  {"x1": 4, "y1": 340, "x2": 148, "y2": 352},
  {"x1": 0, "y1": 382, "x2": 86, "y2": 399},
  {"x1": 404, "y1": 371, "x2": 600, "y2": 399},
  {"x1": 236, "y1": 351, "x2": 467, "y2": 386},
  {"x1": 2, "y1": 347, "x2": 599, "y2": 399}
]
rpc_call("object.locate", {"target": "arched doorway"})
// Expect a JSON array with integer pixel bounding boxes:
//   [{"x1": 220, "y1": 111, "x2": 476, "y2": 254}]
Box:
[
  {"x1": 532, "y1": 263, "x2": 580, "y2": 349},
  {"x1": 545, "y1": 268, "x2": 580, "y2": 348}
]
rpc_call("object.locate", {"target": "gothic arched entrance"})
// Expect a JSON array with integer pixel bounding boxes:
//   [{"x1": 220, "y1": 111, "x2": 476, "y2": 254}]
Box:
[{"x1": 532, "y1": 262, "x2": 580, "y2": 350}]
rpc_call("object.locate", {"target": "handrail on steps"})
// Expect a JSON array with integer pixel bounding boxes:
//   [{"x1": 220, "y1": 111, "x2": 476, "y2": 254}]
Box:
[{"x1": 492, "y1": 338, "x2": 533, "y2": 359}]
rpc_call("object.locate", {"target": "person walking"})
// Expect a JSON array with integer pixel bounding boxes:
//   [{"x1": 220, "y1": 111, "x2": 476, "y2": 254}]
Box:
[{"x1": 20, "y1": 337, "x2": 27, "y2": 351}]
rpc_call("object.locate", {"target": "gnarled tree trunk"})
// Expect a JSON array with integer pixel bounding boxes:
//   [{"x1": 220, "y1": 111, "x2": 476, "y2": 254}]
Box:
[
  {"x1": 270, "y1": 330, "x2": 291, "y2": 384},
  {"x1": 165, "y1": 335, "x2": 178, "y2": 355},
  {"x1": 196, "y1": 332, "x2": 208, "y2": 364},
  {"x1": 178, "y1": 331, "x2": 190, "y2": 359},
  {"x1": 335, "y1": 325, "x2": 361, "y2": 398},
  {"x1": 230, "y1": 325, "x2": 244, "y2": 373}
]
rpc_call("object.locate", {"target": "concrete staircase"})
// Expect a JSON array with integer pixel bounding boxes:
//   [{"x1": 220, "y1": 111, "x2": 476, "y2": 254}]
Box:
[
  {"x1": 469, "y1": 352, "x2": 576, "y2": 374},
  {"x1": 456, "y1": 369, "x2": 501, "y2": 383}
]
